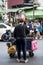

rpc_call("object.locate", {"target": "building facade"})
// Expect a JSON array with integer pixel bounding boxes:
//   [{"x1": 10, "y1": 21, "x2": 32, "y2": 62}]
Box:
[
  {"x1": 8, "y1": 0, "x2": 25, "y2": 8},
  {"x1": 7, "y1": 0, "x2": 39, "y2": 8}
]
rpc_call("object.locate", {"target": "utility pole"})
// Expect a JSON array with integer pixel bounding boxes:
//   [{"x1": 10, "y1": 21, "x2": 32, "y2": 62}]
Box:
[
  {"x1": 33, "y1": 0, "x2": 34, "y2": 19},
  {"x1": 5, "y1": 0, "x2": 8, "y2": 10}
]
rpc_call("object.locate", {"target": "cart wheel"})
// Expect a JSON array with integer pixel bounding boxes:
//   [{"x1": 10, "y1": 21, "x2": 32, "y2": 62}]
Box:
[
  {"x1": 29, "y1": 51, "x2": 34, "y2": 57},
  {"x1": 9, "y1": 53, "x2": 15, "y2": 58}
]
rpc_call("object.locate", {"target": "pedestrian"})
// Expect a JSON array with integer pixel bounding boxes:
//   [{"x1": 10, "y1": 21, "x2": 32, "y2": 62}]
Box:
[
  {"x1": 28, "y1": 20, "x2": 32, "y2": 31},
  {"x1": 14, "y1": 18, "x2": 29, "y2": 63},
  {"x1": 2, "y1": 14, "x2": 9, "y2": 24}
]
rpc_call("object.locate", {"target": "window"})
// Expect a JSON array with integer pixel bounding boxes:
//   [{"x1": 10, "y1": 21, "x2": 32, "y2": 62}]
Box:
[
  {"x1": 24, "y1": 0, "x2": 30, "y2": 3},
  {"x1": 0, "y1": 24, "x2": 6, "y2": 28}
]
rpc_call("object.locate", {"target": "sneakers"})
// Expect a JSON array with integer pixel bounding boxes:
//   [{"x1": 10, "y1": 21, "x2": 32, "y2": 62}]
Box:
[
  {"x1": 24, "y1": 59, "x2": 28, "y2": 63},
  {"x1": 16, "y1": 58, "x2": 21, "y2": 63},
  {"x1": 16, "y1": 58, "x2": 28, "y2": 63}
]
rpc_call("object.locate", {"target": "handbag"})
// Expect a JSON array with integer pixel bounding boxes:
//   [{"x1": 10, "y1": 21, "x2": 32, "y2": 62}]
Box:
[{"x1": 31, "y1": 40, "x2": 38, "y2": 51}]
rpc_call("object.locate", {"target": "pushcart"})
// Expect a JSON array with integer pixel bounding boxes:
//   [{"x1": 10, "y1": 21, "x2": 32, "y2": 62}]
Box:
[{"x1": 7, "y1": 35, "x2": 34, "y2": 58}]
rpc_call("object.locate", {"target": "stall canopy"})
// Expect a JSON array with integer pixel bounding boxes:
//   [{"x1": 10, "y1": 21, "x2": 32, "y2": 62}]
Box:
[
  {"x1": 7, "y1": 6, "x2": 33, "y2": 13},
  {"x1": 25, "y1": 9, "x2": 43, "y2": 18}
]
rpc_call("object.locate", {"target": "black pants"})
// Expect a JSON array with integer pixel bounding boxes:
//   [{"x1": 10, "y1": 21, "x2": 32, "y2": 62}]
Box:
[{"x1": 16, "y1": 39, "x2": 26, "y2": 60}]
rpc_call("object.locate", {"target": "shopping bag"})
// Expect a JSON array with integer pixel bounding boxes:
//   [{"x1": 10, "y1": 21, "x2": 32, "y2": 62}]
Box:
[{"x1": 31, "y1": 40, "x2": 38, "y2": 51}]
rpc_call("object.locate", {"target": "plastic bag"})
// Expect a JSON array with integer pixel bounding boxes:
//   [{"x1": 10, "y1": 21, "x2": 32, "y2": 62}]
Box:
[{"x1": 31, "y1": 40, "x2": 38, "y2": 51}]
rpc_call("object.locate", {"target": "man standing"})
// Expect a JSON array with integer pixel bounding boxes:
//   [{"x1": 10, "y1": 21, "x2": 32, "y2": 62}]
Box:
[{"x1": 14, "y1": 18, "x2": 29, "y2": 63}]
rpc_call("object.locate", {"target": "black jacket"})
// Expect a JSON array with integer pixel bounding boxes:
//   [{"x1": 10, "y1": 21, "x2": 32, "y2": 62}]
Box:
[{"x1": 14, "y1": 24, "x2": 29, "y2": 39}]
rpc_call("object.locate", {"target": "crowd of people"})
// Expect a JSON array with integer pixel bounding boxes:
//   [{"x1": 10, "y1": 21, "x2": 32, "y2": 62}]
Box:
[{"x1": 27, "y1": 19, "x2": 43, "y2": 39}]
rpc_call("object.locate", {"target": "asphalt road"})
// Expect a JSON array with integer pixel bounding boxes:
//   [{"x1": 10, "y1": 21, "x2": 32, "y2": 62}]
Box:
[{"x1": 0, "y1": 40, "x2": 43, "y2": 65}]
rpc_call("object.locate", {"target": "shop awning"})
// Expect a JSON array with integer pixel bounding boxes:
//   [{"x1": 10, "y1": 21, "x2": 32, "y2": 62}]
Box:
[{"x1": 25, "y1": 9, "x2": 43, "y2": 18}]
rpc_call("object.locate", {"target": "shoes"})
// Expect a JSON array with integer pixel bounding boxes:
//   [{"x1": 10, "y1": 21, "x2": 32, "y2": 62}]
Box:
[
  {"x1": 16, "y1": 58, "x2": 21, "y2": 63},
  {"x1": 24, "y1": 59, "x2": 28, "y2": 63},
  {"x1": 16, "y1": 58, "x2": 28, "y2": 63}
]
